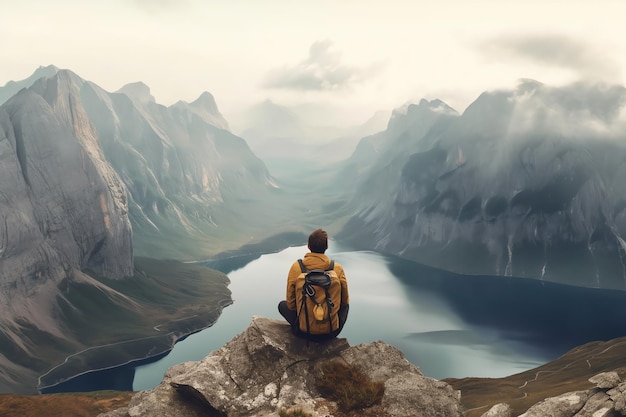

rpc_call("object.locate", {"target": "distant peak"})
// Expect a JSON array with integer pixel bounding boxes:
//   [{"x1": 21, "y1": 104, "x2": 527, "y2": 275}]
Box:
[
  {"x1": 32, "y1": 65, "x2": 60, "y2": 77},
  {"x1": 117, "y1": 82, "x2": 155, "y2": 104},
  {"x1": 191, "y1": 91, "x2": 219, "y2": 112},
  {"x1": 392, "y1": 99, "x2": 458, "y2": 118}
]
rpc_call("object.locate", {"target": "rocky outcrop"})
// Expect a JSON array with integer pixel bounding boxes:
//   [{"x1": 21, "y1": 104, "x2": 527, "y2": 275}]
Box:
[
  {"x1": 339, "y1": 81, "x2": 626, "y2": 290},
  {"x1": 479, "y1": 371, "x2": 626, "y2": 417},
  {"x1": 99, "y1": 316, "x2": 464, "y2": 417},
  {"x1": 520, "y1": 371, "x2": 626, "y2": 417}
]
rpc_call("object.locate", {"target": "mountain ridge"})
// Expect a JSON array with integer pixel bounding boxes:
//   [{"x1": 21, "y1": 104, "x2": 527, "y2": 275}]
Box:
[{"x1": 338, "y1": 79, "x2": 626, "y2": 290}]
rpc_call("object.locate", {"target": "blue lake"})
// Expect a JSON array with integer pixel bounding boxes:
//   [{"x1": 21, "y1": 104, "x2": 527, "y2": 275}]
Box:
[
  {"x1": 134, "y1": 241, "x2": 580, "y2": 391},
  {"x1": 46, "y1": 241, "x2": 626, "y2": 392}
]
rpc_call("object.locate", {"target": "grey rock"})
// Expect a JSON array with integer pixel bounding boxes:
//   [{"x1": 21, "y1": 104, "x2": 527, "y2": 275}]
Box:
[
  {"x1": 99, "y1": 316, "x2": 463, "y2": 417},
  {"x1": 518, "y1": 390, "x2": 589, "y2": 417},
  {"x1": 574, "y1": 391, "x2": 613, "y2": 417},
  {"x1": 589, "y1": 371, "x2": 622, "y2": 389},
  {"x1": 607, "y1": 382, "x2": 626, "y2": 414},
  {"x1": 516, "y1": 374, "x2": 626, "y2": 417},
  {"x1": 481, "y1": 403, "x2": 511, "y2": 417}
]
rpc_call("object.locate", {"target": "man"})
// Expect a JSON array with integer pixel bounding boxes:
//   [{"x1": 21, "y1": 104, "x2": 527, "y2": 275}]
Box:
[{"x1": 278, "y1": 229, "x2": 349, "y2": 341}]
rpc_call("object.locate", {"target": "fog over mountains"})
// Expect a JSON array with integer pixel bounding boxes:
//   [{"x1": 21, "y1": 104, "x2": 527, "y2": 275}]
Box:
[{"x1": 339, "y1": 79, "x2": 626, "y2": 289}]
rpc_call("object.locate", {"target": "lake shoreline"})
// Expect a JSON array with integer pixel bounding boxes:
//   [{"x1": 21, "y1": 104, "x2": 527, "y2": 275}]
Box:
[{"x1": 38, "y1": 298, "x2": 234, "y2": 394}]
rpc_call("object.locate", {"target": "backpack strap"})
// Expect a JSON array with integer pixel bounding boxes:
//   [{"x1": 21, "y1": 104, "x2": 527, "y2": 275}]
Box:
[
  {"x1": 324, "y1": 259, "x2": 335, "y2": 333},
  {"x1": 297, "y1": 259, "x2": 308, "y2": 273}
]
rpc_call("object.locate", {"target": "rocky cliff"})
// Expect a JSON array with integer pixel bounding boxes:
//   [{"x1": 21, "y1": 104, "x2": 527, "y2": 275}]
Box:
[
  {"x1": 74, "y1": 72, "x2": 279, "y2": 258},
  {"x1": 99, "y1": 316, "x2": 464, "y2": 417},
  {"x1": 1, "y1": 66, "x2": 280, "y2": 393},
  {"x1": 339, "y1": 80, "x2": 626, "y2": 289},
  {"x1": 0, "y1": 69, "x2": 134, "y2": 392}
]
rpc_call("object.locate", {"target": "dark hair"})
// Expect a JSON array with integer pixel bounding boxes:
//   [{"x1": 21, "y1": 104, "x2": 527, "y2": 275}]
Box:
[{"x1": 308, "y1": 229, "x2": 328, "y2": 254}]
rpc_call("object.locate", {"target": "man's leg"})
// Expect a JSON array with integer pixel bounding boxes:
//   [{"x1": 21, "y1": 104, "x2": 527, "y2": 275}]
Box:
[
  {"x1": 336, "y1": 304, "x2": 349, "y2": 335},
  {"x1": 278, "y1": 300, "x2": 298, "y2": 330}
]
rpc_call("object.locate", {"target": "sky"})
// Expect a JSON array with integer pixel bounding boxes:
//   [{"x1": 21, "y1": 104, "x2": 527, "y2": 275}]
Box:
[{"x1": 1, "y1": 0, "x2": 625, "y2": 127}]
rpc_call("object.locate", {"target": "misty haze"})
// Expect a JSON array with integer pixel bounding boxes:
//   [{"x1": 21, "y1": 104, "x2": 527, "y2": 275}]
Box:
[{"x1": 2, "y1": 3, "x2": 626, "y2": 415}]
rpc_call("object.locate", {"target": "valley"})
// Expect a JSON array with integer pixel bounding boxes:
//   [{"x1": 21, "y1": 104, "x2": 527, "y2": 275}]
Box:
[{"x1": 3, "y1": 66, "x2": 626, "y2": 414}]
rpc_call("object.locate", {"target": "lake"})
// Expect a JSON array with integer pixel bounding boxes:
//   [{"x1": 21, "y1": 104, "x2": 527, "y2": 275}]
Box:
[{"x1": 46, "y1": 241, "x2": 626, "y2": 392}]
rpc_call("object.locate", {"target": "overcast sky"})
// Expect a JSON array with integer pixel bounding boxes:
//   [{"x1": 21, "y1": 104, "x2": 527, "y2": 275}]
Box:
[{"x1": 1, "y1": 0, "x2": 625, "y2": 126}]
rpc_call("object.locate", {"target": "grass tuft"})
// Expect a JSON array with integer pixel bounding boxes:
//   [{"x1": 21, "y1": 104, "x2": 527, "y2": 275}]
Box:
[{"x1": 314, "y1": 360, "x2": 385, "y2": 412}]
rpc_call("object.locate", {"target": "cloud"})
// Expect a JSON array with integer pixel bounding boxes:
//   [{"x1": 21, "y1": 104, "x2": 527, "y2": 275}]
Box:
[
  {"x1": 480, "y1": 34, "x2": 620, "y2": 81},
  {"x1": 264, "y1": 40, "x2": 381, "y2": 92},
  {"x1": 506, "y1": 80, "x2": 626, "y2": 140}
]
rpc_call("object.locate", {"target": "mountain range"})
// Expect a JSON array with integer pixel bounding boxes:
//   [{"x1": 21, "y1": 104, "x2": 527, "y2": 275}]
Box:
[
  {"x1": 338, "y1": 80, "x2": 626, "y2": 289},
  {"x1": 3, "y1": 66, "x2": 626, "y2": 394}
]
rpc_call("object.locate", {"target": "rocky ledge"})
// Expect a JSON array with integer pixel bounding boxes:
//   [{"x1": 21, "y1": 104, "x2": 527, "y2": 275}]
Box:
[
  {"x1": 98, "y1": 316, "x2": 464, "y2": 417},
  {"x1": 482, "y1": 371, "x2": 626, "y2": 417}
]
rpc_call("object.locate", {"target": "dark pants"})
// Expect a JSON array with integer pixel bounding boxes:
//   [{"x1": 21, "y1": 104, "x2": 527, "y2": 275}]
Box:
[{"x1": 278, "y1": 300, "x2": 349, "y2": 342}]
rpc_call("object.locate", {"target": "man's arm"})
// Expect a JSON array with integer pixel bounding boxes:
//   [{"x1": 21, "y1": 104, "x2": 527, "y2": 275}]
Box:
[
  {"x1": 337, "y1": 264, "x2": 350, "y2": 305},
  {"x1": 286, "y1": 263, "x2": 299, "y2": 310}
]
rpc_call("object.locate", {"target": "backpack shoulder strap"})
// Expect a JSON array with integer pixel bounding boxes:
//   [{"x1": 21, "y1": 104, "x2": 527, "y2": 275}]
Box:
[
  {"x1": 327, "y1": 260, "x2": 335, "y2": 271},
  {"x1": 297, "y1": 259, "x2": 308, "y2": 273}
]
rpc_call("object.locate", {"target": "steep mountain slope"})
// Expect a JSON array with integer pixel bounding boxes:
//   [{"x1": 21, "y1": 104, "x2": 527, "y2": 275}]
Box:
[
  {"x1": 0, "y1": 70, "x2": 135, "y2": 392},
  {"x1": 74, "y1": 75, "x2": 281, "y2": 258},
  {"x1": 339, "y1": 80, "x2": 626, "y2": 289},
  {"x1": 0, "y1": 68, "x2": 279, "y2": 393},
  {"x1": 0, "y1": 65, "x2": 59, "y2": 105}
]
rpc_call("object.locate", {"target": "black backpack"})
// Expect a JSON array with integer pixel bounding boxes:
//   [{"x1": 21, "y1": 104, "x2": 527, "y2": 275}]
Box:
[{"x1": 296, "y1": 259, "x2": 336, "y2": 337}]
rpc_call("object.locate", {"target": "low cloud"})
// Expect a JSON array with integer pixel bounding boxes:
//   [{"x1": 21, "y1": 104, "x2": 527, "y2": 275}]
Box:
[
  {"x1": 507, "y1": 80, "x2": 626, "y2": 140},
  {"x1": 264, "y1": 40, "x2": 380, "y2": 92},
  {"x1": 480, "y1": 34, "x2": 620, "y2": 81}
]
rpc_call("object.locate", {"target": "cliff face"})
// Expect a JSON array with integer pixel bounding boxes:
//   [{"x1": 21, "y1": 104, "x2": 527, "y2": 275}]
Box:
[
  {"x1": 339, "y1": 81, "x2": 626, "y2": 289},
  {"x1": 0, "y1": 70, "x2": 134, "y2": 392},
  {"x1": 0, "y1": 67, "x2": 283, "y2": 393},
  {"x1": 0, "y1": 70, "x2": 133, "y2": 303},
  {"x1": 99, "y1": 316, "x2": 464, "y2": 417},
  {"x1": 77, "y1": 75, "x2": 277, "y2": 258}
]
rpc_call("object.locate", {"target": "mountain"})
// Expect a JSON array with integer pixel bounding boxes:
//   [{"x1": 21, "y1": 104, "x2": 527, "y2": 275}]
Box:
[
  {"x1": 58, "y1": 72, "x2": 285, "y2": 258},
  {"x1": 0, "y1": 67, "x2": 285, "y2": 393},
  {"x1": 338, "y1": 80, "x2": 626, "y2": 290},
  {"x1": 0, "y1": 65, "x2": 59, "y2": 105},
  {"x1": 0, "y1": 69, "x2": 135, "y2": 392},
  {"x1": 233, "y1": 100, "x2": 389, "y2": 174}
]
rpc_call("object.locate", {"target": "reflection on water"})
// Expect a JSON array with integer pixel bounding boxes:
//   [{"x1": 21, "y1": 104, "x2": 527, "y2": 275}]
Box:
[
  {"x1": 135, "y1": 241, "x2": 591, "y2": 390},
  {"x1": 50, "y1": 241, "x2": 626, "y2": 392}
]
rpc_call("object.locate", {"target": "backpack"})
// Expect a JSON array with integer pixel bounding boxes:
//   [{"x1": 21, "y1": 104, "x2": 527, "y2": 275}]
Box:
[{"x1": 296, "y1": 259, "x2": 341, "y2": 336}]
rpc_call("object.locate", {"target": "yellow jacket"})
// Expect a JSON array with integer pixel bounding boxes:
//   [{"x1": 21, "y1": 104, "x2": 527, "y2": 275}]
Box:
[{"x1": 286, "y1": 252, "x2": 349, "y2": 334}]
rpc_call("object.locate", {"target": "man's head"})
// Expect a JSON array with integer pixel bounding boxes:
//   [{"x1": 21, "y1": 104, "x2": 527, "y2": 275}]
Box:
[{"x1": 308, "y1": 228, "x2": 328, "y2": 254}]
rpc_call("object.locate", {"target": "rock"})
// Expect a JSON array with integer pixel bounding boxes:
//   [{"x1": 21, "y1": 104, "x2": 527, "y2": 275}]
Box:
[
  {"x1": 518, "y1": 390, "x2": 589, "y2": 417},
  {"x1": 607, "y1": 382, "x2": 626, "y2": 414},
  {"x1": 516, "y1": 373, "x2": 626, "y2": 417},
  {"x1": 99, "y1": 316, "x2": 464, "y2": 417},
  {"x1": 589, "y1": 371, "x2": 622, "y2": 389},
  {"x1": 480, "y1": 402, "x2": 511, "y2": 417}
]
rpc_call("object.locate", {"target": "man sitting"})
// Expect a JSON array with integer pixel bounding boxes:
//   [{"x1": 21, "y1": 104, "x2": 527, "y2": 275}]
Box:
[{"x1": 278, "y1": 229, "x2": 349, "y2": 341}]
